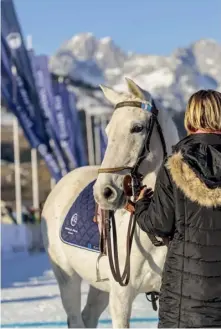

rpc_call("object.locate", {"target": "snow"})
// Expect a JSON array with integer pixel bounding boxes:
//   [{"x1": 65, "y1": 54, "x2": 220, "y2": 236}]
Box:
[
  {"x1": 115, "y1": 68, "x2": 174, "y2": 95},
  {"x1": 196, "y1": 39, "x2": 217, "y2": 46},
  {"x1": 1, "y1": 251, "x2": 158, "y2": 328},
  {"x1": 96, "y1": 52, "x2": 104, "y2": 59},
  {"x1": 105, "y1": 68, "x2": 122, "y2": 77},
  {"x1": 1, "y1": 224, "x2": 29, "y2": 253},
  {"x1": 73, "y1": 33, "x2": 94, "y2": 40},
  {"x1": 100, "y1": 37, "x2": 112, "y2": 44},
  {"x1": 205, "y1": 58, "x2": 214, "y2": 65},
  {"x1": 138, "y1": 69, "x2": 175, "y2": 88}
]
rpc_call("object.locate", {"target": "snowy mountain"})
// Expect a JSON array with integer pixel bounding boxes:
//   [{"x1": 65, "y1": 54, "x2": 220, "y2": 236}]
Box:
[
  {"x1": 49, "y1": 34, "x2": 221, "y2": 113},
  {"x1": 52, "y1": 33, "x2": 127, "y2": 70},
  {"x1": 2, "y1": 34, "x2": 220, "y2": 126},
  {"x1": 49, "y1": 33, "x2": 127, "y2": 87}
]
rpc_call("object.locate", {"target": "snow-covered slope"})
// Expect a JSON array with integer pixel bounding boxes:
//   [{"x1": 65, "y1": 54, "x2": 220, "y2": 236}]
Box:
[{"x1": 50, "y1": 34, "x2": 221, "y2": 113}]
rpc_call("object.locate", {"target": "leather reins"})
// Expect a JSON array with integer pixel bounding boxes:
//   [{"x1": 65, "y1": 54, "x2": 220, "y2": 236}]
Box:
[
  {"x1": 107, "y1": 210, "x2": 136, "y2": 286},
  {"x1": 95, "y1": 100, "x2": 168, "y2": 287}
]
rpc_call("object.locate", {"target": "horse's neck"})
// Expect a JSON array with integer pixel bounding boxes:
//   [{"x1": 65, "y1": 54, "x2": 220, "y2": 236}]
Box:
[
  {"x1": 142, "y1": 171, "x2": 158, "y2": 190},
  {"x1": 157, "y1": 107, "x2": 179, "y2": 154},
  {"x1": 141, "y1": 109, "x2": 178, "y2": 189}
]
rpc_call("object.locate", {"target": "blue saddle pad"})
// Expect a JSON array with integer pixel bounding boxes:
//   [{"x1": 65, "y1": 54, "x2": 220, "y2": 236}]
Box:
[{"x1": 60, "y1": 180, "x2": 100, "y2": 253}]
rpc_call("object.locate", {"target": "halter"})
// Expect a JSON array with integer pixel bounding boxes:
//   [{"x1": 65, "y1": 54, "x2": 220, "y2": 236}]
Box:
[{"x1": 98, "y1": 100, "x2": 167, "y2": 184}]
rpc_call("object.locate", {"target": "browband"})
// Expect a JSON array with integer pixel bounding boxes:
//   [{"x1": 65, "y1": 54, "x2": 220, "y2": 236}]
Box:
[{"x1": 114, "y1": 101, "x2": 158, "y2": 116}]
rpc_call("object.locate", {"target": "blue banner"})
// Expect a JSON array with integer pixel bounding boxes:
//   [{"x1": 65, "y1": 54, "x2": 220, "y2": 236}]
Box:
[
  {"x1": 52, "y1": 78, "x2": 87, "y2": 167},
  {"x1": 1, "y1": 0, "x2": 62, "y2": 181},
  {"x1": 51, "y1": 78, "x2": 78, "y2": 168},
  {"x1": 1, "y1": 41, "x2": 62, "y2": 181},
  {"x1": 1, "y1": 0, "x2": 46, "y2": 140},
  {"x1": 29, "y1": 53, "x2": 69, "y2": 174},
  {"x1": 67, "y1": 86, "x2": 87, "y2": 166}
]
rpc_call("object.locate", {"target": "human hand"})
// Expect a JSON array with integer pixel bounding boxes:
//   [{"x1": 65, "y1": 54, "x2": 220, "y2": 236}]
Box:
[{"x1": 137, "y1": 186, "x2": 154, "y2": 201}]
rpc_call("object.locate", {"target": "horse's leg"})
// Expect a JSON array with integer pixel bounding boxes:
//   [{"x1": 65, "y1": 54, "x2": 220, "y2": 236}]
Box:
[
  {"x1": 82, "y1": 285, "x2": 109, "y2": 328},
  {"x1": 51, "y1": 261, "x2": 84, "y2": 328},
  {"x1": 109, "y1": 284, "x2": 135, "y2": 328}
]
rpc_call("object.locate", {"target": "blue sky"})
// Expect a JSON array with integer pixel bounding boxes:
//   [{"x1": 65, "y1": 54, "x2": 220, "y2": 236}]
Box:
[{"x1": 14, "y1": 0, "x2": 221, "y2": 56}]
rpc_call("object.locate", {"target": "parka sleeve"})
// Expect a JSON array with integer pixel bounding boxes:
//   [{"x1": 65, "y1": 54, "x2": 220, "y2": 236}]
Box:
[{"x1": 134, "y1": 162, "x2": 175, "y2": 238}]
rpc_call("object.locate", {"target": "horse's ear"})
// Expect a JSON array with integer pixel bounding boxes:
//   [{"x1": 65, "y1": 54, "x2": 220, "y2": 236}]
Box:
[
  {"x1": 100, "y1": 85, "x2": 122, "y2": 105},
  {"x1": 125, "y1": 77, "x2": 145, "y2": 100}
]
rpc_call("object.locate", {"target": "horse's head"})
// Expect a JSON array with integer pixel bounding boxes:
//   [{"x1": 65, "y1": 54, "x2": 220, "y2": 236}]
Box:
[{"x1": 94, "y1": 78, "x2": 165, "y2": 210}]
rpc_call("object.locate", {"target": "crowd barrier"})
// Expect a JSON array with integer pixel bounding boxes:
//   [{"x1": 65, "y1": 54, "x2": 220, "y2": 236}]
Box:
[{"x1": 1, "y1": 223, "x2": 44, "y2": 253}]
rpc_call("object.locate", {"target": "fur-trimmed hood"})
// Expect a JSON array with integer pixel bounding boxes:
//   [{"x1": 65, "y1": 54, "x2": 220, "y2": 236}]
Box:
[{"x1": 166, "y1": 134, "x2": 221, "y2": 208}]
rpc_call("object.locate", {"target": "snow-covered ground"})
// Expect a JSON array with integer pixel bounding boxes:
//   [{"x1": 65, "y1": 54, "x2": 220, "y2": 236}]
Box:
[{"x1": 1, "y1": 251, "x2": 158, "y2": 328}]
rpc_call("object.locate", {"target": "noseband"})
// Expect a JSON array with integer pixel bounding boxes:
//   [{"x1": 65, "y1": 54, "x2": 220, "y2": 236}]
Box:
[{"x1": 98, "y1": 100, "x2": 167, "y2": 192}]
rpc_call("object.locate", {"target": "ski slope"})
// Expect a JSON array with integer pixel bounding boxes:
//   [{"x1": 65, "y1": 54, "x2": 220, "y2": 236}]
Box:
[{"x1": 1, "y1": 251, "x2": 158, "y2": 328}]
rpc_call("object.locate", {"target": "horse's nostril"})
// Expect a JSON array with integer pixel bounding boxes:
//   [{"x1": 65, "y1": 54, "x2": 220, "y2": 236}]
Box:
[{"x1": 103, "y1": 187, "x2": 113, "y2": 199}]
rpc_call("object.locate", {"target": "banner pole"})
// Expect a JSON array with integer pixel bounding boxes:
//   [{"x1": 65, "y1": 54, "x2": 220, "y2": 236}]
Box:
[
  {"x1": 86, "y1": 112, "x2": 95, "y2": 165},
  {"x1": 50, "y1": 178, "x2": 56, "y2": 190},
  {"x1": 101, "y1": 114, "x2": 108, "y2": 133},
  {"x1": 31, "y1": 148, "x2": 39, "y2": 209},
  {"x1": 94, "y1": 116, "x2": 101, "y2": 165},
  {"x1": 27, "y1": 35, "x2": 40, "y2": 210},
  {"x1": 13, "y1": 116, "x2": 22, "y2": 224},
  {"x1": 11, "y1": 63, "x2": 22, "y2": 225}
]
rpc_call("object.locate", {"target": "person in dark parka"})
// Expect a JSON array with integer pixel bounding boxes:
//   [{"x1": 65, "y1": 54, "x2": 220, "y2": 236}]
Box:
[{"x1": 134, "y1": 90, "x2": 221, "y2": 328}]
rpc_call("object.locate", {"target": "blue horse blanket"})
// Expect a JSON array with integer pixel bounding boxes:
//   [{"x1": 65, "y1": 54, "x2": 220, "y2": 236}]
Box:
[{"x1": 60, "y1": 180, "x2": 100, "y2": 253}]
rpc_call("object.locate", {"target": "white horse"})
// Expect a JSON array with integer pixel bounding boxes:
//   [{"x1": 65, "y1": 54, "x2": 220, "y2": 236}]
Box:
[{"x1": 41, "y1": 78, "x2": 179, "y2": 328}]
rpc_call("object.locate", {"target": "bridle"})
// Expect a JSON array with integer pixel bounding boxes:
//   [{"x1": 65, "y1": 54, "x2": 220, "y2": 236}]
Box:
[
  {"x1": 98, "y1": 100, "x2": 167, "y2": 182},
  {"x1": 95, "y1": 100, "x2": 168, "y2": 290}
]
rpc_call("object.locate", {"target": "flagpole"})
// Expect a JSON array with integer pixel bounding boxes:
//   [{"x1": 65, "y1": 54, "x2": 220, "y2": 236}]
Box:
[
  {"x1": 86, "y1": 112, "x2": 95, "y2": 165},
  {"x1": 13, "y1": 116, "x2": 22, "y2": 224},
  {"x1": 31, "y1": 148, "x2": 39, "y2": 208},
  {"x1": 27, "y1": 34, "x2": 39, "y2": 210},
  {"x1": 94, "y1": 116, "x2": 101, "y2": 165},
  {"x1": 50, "y1": 178, "x2": 56, "y2": 190},
  {"x1": 101, "y1": 114, "x2": 108, "y2": 133},
  {"x1": 11, "y1": 62, "x2": 22, "y2": 225}
]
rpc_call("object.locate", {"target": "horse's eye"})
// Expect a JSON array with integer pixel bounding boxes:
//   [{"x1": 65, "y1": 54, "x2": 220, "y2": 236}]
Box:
[{"x1": 130, "y1": 124, "x2": 144, "y2": 133}]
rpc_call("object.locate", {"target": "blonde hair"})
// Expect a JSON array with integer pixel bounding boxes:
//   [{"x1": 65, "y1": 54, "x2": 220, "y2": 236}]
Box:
[{"x1": 184, "y1": 89, "x2": 221, "y2": 134}]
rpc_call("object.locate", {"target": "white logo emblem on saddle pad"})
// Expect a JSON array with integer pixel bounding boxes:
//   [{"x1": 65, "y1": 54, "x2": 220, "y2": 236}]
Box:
[{"x1": 71, "y1": 213, "x2": 78, "y2": 227}]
